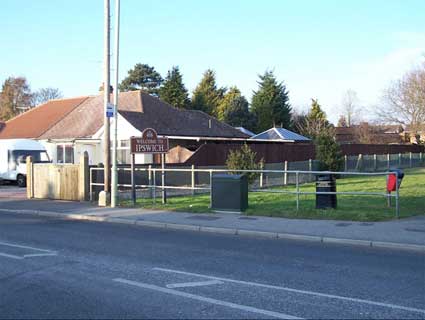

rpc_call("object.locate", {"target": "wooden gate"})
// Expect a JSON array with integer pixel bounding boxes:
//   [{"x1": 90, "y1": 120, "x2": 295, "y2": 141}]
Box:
[{"x1": 26, "y1": 153, "x2": 89, "y2": 201}]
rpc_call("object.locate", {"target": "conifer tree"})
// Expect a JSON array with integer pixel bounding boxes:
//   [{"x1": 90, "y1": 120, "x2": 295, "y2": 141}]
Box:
[
  {"x1": 251, "y1": 71, "x2": 292, "y2": 132},
  {"x1": 301, "y1": 98, "x2": 332, "y2": 139},
  {"x1": 217, "y1": 87, "x2": 256, "y2": 131},
  {"x1": 119, "y1": 63, "x2": 163, "y2": 95},
  {"x1": 191, "y1": 69, "x2": 225, "y2": 116},
  {"x1": 159, "y1": 66, "x2": 190, "y2": 109}
]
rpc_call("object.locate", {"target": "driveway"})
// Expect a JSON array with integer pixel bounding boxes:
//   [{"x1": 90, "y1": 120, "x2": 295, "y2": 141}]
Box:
[{"x1": 0, "y1": 183, "x2": 26, "y2": 199}]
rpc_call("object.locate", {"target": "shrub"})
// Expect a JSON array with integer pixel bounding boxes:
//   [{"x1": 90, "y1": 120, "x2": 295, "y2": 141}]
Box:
[
  {"x1": 226, "y1": 144, "x2": 264, "y2": 184},
  {"x1": 315, "y1": 131, "x2": 343, "y2": 172}
]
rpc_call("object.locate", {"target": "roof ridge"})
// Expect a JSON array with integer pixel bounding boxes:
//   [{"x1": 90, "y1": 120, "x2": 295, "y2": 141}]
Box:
[
  {"x1": 36, "y1": 97, "x2": 92, "y2": 138},
  {"x1": 274, "y1": 127, "x2": 286, "y2": 139}
]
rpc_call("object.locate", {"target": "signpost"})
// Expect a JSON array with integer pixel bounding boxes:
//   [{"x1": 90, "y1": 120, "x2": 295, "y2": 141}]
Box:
[
  {"x1": 106, "y1": 103, "x2": 115, "y2": 118},
  {"x1": 130, "y1": 128, "x2": 169, "y2": 205}
]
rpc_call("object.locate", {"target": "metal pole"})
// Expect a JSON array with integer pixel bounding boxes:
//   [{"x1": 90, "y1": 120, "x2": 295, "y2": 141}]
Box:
[
  {"x1": 398, "y1": 153, "x2": 402, "y2": 167},
  {"x1": 420, "y1": 152, "x2": 423, "y2": 165},
  {"x1": 131, "y1": 153, "x2": 135, "y2": 206},
  {"x1": 284, "y1": 161, "x2": 288, "y2": 185},
  {"x1": 103, "y1": 0, "x2": 111, "y2": 200},
  {"x1": 111, "y1": 0, "x2": 120, "y2": 208},
  {"x1": 296, "y1": 171, "x2": 300, "y2": 211},
  {"x1": 409, "y1": 152, "x2": 412, "y2": 168}
]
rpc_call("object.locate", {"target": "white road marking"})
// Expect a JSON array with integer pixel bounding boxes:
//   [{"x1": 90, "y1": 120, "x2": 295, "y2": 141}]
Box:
[
  {"x1": 0, "y1": 241, "x2": 57, "y2": 259},
  {"x1": 113, "y1": 278, "x2": 301, "y2": 319},
  {"x1": 0, "y1": 252, "x2": 24, "y2": 260},
  {"x1": 23, "y1": 253, "x2": 57, "y2": 258},
  {"x1": 166, "y1": 280, "x2": 223, "y2": 289},
  {"x1": 153, "y1": 267, "x2": 425, "y2": 315}
]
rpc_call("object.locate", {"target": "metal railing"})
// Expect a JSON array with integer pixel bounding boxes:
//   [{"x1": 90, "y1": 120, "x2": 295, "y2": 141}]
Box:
[{"x1": 90, "y1": 166, "x2": 404, "y2": 218}]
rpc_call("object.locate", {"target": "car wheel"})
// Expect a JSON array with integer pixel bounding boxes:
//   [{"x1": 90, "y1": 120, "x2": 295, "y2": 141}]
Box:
[{"x1": 17, "y1": 175, "x2": 27, "y2": 188}]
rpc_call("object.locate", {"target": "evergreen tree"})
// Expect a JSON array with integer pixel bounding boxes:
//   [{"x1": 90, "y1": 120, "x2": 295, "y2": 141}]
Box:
[
  {"x1": 0, "y1": 77, "x2": 32, "y2": 121},
  {"x1": 251, "y1": 71, "x2": 292, "y2": 133},
  {"x1": 191, "y1": 69, "x2": 225, "y2": 116},
  {"x1": 300, "y1": 98, "x2": 332, "y2": 139},
  {"x1": 158, "y1": 66, "x2": 190, "y2": 109},
  {"x1": 217, "y1": 87, "x2": 256, "y2": 131},
  {"x1": 315, "y1": 129, "x2": 343, "y2": 172},
  {"x1": 119, "y1": 63, "x2": 163, "y2": 95}
]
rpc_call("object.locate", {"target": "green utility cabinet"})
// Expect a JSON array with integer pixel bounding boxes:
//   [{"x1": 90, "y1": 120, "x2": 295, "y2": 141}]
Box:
[{"x1": 211, "y1": 174, "x2": 248, "y2": 212}]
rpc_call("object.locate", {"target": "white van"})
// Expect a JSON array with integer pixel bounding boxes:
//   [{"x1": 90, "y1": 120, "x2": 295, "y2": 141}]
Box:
[{"x1": 0, "y1": 139, "x2": 50, "y2": 187}]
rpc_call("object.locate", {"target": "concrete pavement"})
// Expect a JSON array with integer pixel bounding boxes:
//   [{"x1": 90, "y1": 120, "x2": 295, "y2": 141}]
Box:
[
  {"x1": 0, "y1": 197, "x2": 424, "y2": 251},
  {"x1": 0, "y1": 212, "x2": 424, "y2": 319}
]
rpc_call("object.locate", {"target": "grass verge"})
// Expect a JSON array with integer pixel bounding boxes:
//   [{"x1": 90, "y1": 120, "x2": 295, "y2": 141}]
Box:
[{"x1": 120, "y1": 168, "x2": 425, "y2": 221}]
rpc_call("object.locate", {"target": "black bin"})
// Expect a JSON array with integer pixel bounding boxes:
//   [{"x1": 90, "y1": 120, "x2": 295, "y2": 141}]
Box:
[
  {"x1": 211, "y1": 174, "x2": 248, "y2": 212},
  {"x1": 316, "y1": 174, "x2": 337, "y2": 209}
]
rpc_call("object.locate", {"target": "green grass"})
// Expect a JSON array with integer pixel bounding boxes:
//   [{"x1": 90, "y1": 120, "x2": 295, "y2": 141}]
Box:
[{"x1": 120, "y1": 168, "x2": 425, "y2": 221}]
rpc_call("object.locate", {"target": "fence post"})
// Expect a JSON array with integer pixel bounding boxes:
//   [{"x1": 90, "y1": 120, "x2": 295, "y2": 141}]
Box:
[
  {"x1": 284, "y1": 161, "x2": 288, "y2": 185},
  {"x1": 387, "y1": 153, "x2": 390, "y2": 170},
  {"x1": 191, "y1": 164, "x2": 196, "y2": 195},
  {"x1": 420, "y1": 152, "x2": 423, "y2": 165},
  {"x1": 409, "y1": 152, "x2": 413, "y2": 168},
  {"x1": 209, "y1": 170, "x2": 213, "y2": 208},
  {"x1": 373, "y1": 154, "x2": 377, "y2": 172},
  {"x1": 161, "y1": 154, "x2": 166, "y2": 204},
  {"x1": 259, "y1": 163, "x2": 264, "y2": 188},
  {"x1": 295, "y1": 171, "x2": 300, "y2": 211},
  {"x1": 153, "y1": 170, "x2": 156, "y2": 205},
  {"x1": 344, "y1": 155, "x2": 348, "y2": 172},
  {"x1": 148, "y1": 165, "x2": 153, "y2": 198},
  {"x1": 356, "y1": 154, "x2": 363, "y2": 171},
  {"x1": 26, "y1": 156, "x2": 34, "y2": 199},
  {"x1": 131, "y1": 153, "x2": 136, "y2": 206},
  {"x1": 78, "y1": 152, "x2": 89, "y2": 201},
  {"x1": 309, "y1": 158, "x2": 313, "y2": 181},
  {"x1": 398, "y1": 153, "x2": 402, "y2": 167}
]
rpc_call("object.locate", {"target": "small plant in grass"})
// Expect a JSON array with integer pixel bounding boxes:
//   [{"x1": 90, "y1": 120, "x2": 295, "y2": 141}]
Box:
[
  {"x1": 315, "y1": 130, "x2": 343, "y2": 172},
  {"x1": 226, "y1": 144, "x2": 264, "y2": 184}
]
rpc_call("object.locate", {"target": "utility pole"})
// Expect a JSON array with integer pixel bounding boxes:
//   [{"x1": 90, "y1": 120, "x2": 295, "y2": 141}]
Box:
[
  {"x1": 101, "y1": 0, "x2": 111, "y2": 206},
  {"x1": 111, "y1": 0, "x2": 120, "y2": 208}
]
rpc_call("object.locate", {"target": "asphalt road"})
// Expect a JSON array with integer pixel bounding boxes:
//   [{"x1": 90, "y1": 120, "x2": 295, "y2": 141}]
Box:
[{"x1": 0, "y1": 211, "x2": 424, "y2": 319}]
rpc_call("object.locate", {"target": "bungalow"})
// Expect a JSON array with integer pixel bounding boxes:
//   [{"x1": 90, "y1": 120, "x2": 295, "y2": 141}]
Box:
[{"x1": 0, "y1": 90, "x2": 249, "y2": 165}]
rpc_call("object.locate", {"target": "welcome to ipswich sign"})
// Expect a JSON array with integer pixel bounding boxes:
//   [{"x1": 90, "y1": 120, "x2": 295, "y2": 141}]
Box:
[{"x1": 130, "y1": 128, "x2": 169, "y2": 154}]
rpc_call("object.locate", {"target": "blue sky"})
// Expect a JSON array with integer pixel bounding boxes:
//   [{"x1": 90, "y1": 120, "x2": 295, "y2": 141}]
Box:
[{"x1": 1, "y1": 0, "x2": 424, "y2": 123}]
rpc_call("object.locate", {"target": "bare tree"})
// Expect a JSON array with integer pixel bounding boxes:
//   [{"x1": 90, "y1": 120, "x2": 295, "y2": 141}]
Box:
[
  {"x1": 341, "y1": 89, "x2": 360, "y2": 127},
  {"x1": 32, "y1": 87, "x2": 63, "y2": 106},
  {"x1": 377, "y1": 66, "x2": 425, "y2": 133}
]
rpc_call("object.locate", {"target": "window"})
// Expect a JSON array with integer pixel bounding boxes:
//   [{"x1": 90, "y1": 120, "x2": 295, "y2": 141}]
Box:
[
  {"x1": 116, "y1": 140, "x2": 130, "y2": 164},
  {"x1": 56, "y1": 144, "x2": 74, "y2": 164}
]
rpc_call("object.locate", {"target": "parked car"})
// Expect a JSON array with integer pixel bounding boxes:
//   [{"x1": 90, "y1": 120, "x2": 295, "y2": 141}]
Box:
[{"x1": 0, "y1": 139, "x2": 51, "y2": 187}]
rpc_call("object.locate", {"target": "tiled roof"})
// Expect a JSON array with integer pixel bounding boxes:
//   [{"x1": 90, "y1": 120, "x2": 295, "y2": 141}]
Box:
[
  {"x1": 40, "y1": 90, "x2": 142, "y2": 139},
  {"x1": 0, "y1": 97, "x2": 89, "y2": 139},
  {"x1": 250, "y1": 127, "x2": 310, "y2": 141},
  {"x1": 1, "y1": 90, "x2": 248, "y2": 140},
  {"x1": 121, "y1": 93, "x2": 248, "y2": 138}
]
